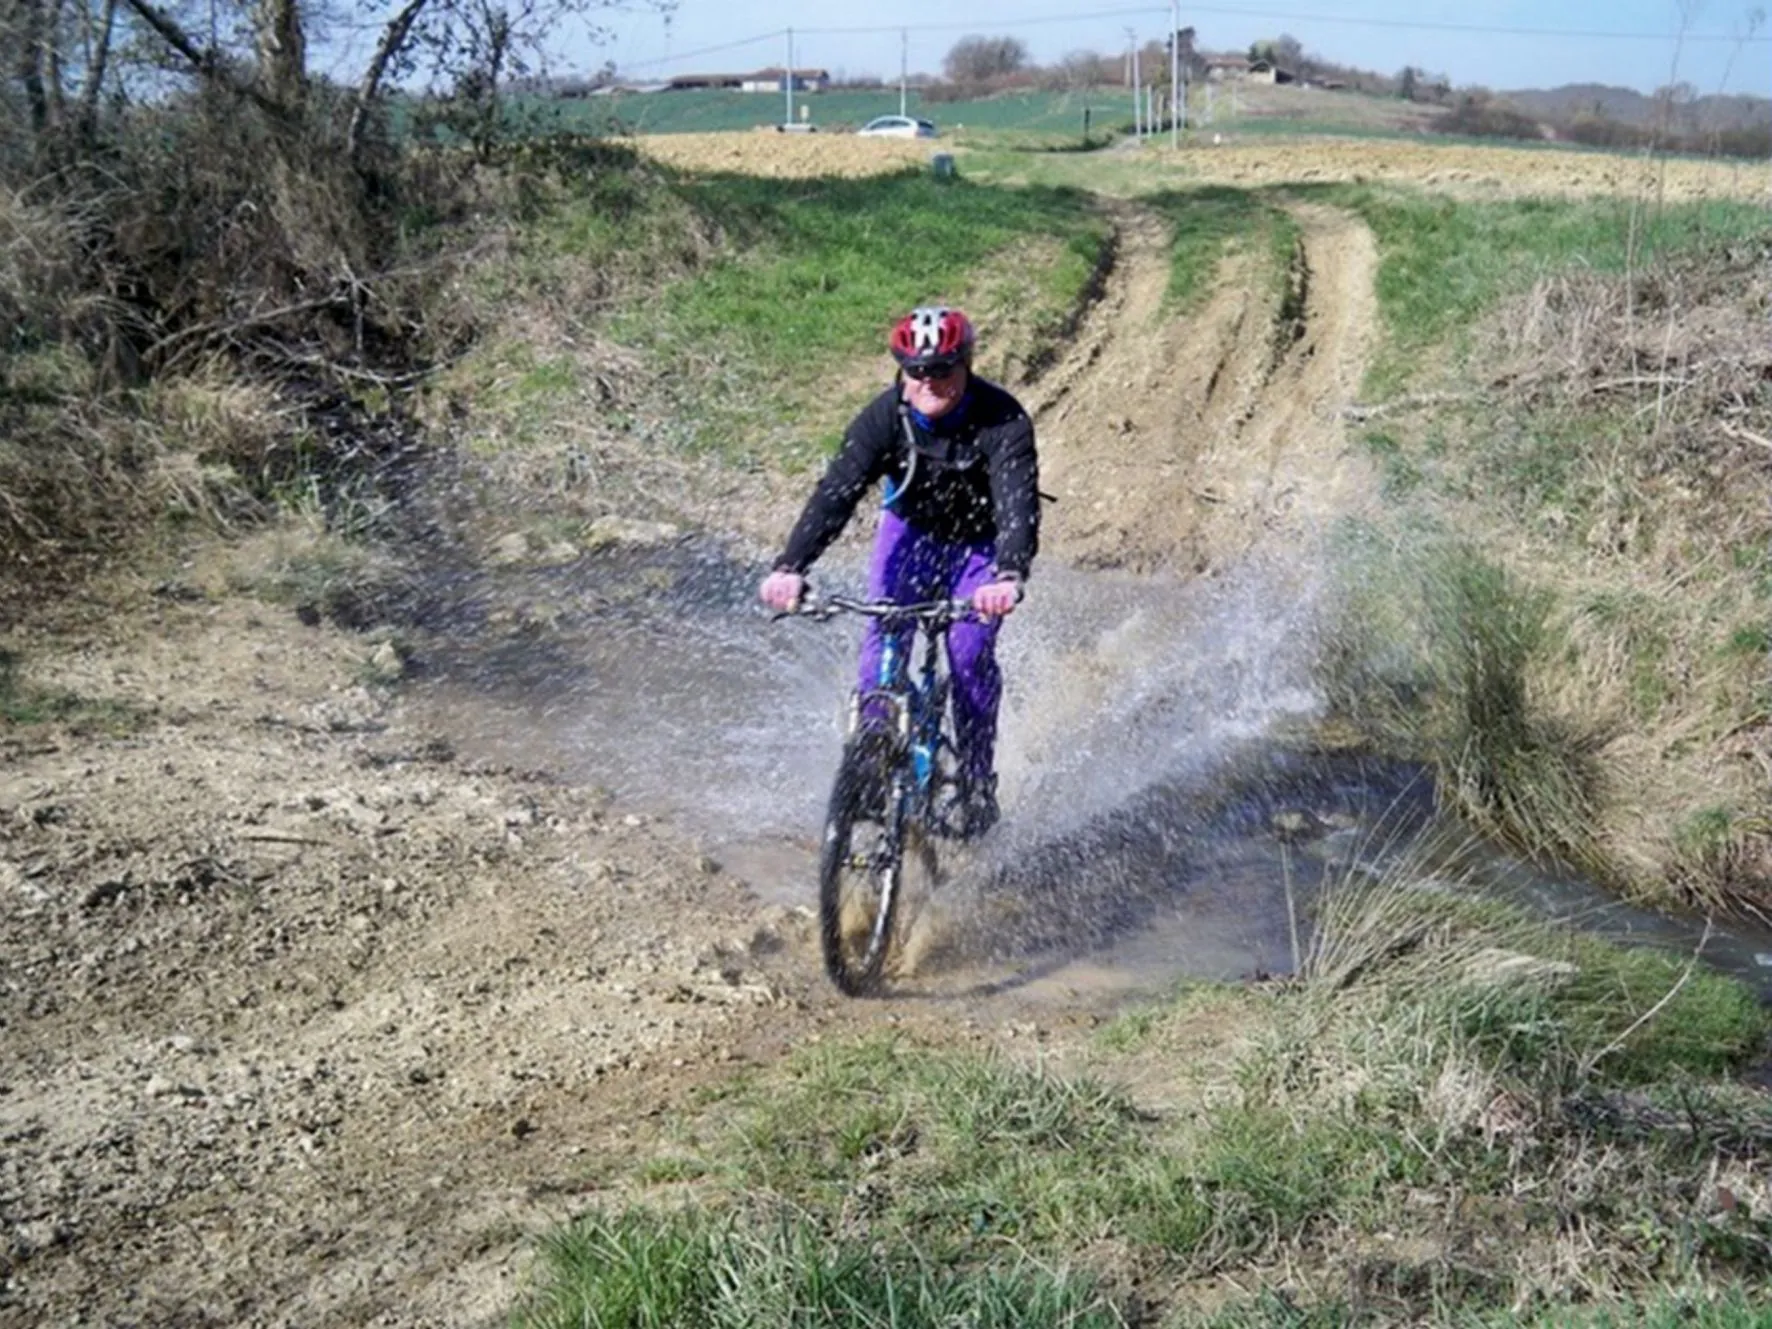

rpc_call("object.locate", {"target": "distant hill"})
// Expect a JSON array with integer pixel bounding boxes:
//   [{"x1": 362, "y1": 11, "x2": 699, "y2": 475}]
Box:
[{"x1": 1499, "y1": 83, "x2": 1772, "y2": 131}]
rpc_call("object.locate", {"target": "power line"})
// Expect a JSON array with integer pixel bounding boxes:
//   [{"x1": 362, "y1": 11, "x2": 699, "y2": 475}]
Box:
[
  {"x1": 617, "y1": 31, "x2": 782, "y2": 73},
  {"x1": 1180, "y1": 3, "x2": 1771, "y2": 44},
  {"x1": 796, "y1": 5, "x2": 1769, "y2": 44},
  {"x1": 610, "y1": 5, "x2": 1768, "y2": 77}
]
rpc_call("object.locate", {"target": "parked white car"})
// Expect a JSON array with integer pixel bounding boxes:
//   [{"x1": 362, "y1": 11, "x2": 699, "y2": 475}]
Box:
[{"x1": 857, "y1": 115, "x2": 938, "y2": 139}]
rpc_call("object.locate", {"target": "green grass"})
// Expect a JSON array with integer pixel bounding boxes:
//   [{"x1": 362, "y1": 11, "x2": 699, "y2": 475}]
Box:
[
  {"x1": 1324, "y1": 533, "x2": 1606, "y2": 870},
  {"x1": 435, "y1": 152, "x2": 1107, "y2": 473},
  {"x1": 534, "y1": 86, "x2": 1131, "y2": 138},
  {"x1": 1300, "y1": 187, "x2": 1772, "y2": 397},
  {"x1": 516, "y1": 1207, "x2": 1120, "y2": 1328},
  {"x1": 1141, "y1": 186, "x2": 1290, "y2": 309},
  {"x1": 604, "y1": 169, "x2": 1107, "y2": 462},
  {"x1": 523, "y1": 875, "x2": 1771, "y2": 1325}
]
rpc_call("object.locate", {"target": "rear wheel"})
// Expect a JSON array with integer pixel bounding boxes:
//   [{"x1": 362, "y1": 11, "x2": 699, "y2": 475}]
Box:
[{"x1": 818, "y1": 735, "x2": 908, "y2": 996}]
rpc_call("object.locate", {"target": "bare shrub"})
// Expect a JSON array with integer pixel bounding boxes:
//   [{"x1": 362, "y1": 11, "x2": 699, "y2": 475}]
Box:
[{"x1": 1433, "y1": 98, "x2": 1546, "y2": 142}]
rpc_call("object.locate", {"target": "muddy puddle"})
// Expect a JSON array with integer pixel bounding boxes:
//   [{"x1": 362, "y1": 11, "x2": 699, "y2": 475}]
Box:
[{"x1": 415, "y1": 541, "x2": 1772, "y2": 1007}]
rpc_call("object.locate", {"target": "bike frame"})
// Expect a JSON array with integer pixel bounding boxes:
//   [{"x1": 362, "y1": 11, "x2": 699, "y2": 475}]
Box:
[
  {"x1": 850, "y1": 616, "x2": 952, "y2": 824},
  {"x1": 790, "y1": 593, "x2": 969, "y2": 835}
]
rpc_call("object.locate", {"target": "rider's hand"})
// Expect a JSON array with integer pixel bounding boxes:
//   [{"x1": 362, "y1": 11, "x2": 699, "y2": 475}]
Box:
[
  {"x1": 759, "y1": 569, "x2": 807, "y2": 613},
  {"x1": 972, "y1": 577, "x2": 1023, "y2": 619}
]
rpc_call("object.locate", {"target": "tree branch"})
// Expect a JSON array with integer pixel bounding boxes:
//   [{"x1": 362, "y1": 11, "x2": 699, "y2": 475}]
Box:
[
  {"x1": 347, "y1": 0, "x2": 433, "y2": 166},
  {"x1": 76, "y1": 0, "x2": 118, "y2": 132},
  {"x1": 116, "y1": 0, "x2": 285, "y2": 117}
]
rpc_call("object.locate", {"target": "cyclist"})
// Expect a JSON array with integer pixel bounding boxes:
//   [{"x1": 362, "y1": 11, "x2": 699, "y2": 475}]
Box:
[{"x1": 759, "y1": 305, "x2": 1041, "y2": 838}]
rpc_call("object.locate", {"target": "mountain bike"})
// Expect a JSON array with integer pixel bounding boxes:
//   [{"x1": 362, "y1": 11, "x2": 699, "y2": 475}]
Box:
[{"x1": 784, "y1": 592, "x2": 976, "y2": 996}]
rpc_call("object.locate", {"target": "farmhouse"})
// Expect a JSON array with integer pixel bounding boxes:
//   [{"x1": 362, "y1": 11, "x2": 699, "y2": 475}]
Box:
[
  {"x1": 1204, "y1": 55, "x2": 1250, "y2": 81},
  {"x1": 665, "y1": 68, "x2": 830, "y2": 93},
  {"x1": 1246, "y1": 59, "x2": 1297, "y2": 85},
  {"x1": 740, "y1": 68, "x2": 831, "y2": 93},
  {"x1": 1202, "y1": 54, "x2": 1297, "y2": 84}
]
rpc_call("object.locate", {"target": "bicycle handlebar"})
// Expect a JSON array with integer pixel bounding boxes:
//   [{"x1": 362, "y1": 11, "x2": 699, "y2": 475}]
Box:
[{"x1": 778, "y1": 590, "x2": 977, "y2": 627}]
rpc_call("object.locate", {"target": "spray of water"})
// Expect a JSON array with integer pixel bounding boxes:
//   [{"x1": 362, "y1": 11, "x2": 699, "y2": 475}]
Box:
[{"x1": 413, "y1": 536, "x2": 1772, "y2": 1002}]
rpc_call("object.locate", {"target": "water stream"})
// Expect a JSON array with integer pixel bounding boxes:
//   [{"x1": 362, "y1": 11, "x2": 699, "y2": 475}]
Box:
[{"x1": 414, "y1": 538, "x2": 1772, "y2": 1006}]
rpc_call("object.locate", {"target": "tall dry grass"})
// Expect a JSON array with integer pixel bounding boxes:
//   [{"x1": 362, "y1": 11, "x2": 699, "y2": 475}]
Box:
[
  {"x1": 1479, "y1": 243, "x2": 1772, "y2": 913},
  {"x1": 1332, "y1": 234, "x2": 1772, "y2": 916}
]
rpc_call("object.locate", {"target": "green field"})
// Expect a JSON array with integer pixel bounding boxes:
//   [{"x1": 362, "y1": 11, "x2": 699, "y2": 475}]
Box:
[
  {"x1": 542, "y1": 85, "x2": 1144, "y2": 138},
  {"x1": 529, "y1": 79, "x2": 1459, "y2": 141}
]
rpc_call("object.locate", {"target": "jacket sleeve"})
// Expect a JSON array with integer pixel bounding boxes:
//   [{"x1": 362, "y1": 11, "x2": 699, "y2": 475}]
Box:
[
  {"x1": 774, "y1": 397, "x2": 895, "y2": 574},
  {"x1": 986, "y1": 410, "x2": 1040, "y2": 579}
]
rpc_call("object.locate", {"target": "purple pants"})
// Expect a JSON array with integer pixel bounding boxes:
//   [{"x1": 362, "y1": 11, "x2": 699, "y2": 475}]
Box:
[{"x1": 856, "y1": 510, "x2": 1002, "y2": 786}]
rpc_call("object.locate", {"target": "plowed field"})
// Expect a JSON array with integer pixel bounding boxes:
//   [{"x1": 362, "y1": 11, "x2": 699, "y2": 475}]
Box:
[
  {"x1": 635, "y1": 130, "x2": 936, "y2": 177},
  {"x1": 635, "y1": 129, "x2": 1771, "y2": 200},
  {"x1": 1183, "y1": 135, "x2": 1771, "y2": 201}
]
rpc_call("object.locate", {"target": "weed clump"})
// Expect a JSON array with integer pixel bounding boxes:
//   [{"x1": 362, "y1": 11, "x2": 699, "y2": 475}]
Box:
[{"x1": 1324, "y1": 535, "x2": 1604, "y2": 875}]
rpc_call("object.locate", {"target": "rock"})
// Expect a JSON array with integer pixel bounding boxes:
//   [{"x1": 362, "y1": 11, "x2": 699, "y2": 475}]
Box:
[
  {"x1": 584, "y1": 517, "x2": 680, "y2": 551},
  {"x1": 364, "y1": 641, "x2": 405, "y2": 684},
  {"x1": 489, "y1": 532, "x2": 531, "y2": 565},
  {"x1": 1271, "y1": 809, "x2": 1324, "y2": 839}
]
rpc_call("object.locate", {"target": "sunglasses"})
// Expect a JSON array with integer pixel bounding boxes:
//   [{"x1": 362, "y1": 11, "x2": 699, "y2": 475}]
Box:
[{"x1": 903, "y1": 360, "x2": 965, "y2": 382}]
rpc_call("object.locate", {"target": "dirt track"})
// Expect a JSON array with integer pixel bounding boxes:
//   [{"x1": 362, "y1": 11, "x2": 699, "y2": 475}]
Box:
[{"x1": 0, "y1": 197, "x2": 1380, "y2": 1326}]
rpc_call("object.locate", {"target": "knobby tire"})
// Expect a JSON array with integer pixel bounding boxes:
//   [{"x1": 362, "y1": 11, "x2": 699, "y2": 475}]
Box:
[{"x1": 818, "y1": 739, "x2": 906, "y2": 996}]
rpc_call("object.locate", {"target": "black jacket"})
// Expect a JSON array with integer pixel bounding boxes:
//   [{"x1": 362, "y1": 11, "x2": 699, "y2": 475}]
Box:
[{"x1": 775, "y1": 376, "x2": 1041, "y2": 579}]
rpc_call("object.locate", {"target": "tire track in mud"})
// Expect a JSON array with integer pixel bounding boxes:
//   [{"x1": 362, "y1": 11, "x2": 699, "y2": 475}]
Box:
[{"x1": 1027, "y1": 200, "x2": 1379, "y2": 577}]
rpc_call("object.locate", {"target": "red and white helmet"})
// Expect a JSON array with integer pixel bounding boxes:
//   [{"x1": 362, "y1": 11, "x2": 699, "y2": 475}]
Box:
[{"x1": 889, "y1": 305, "x2": 976, "y2": 372}]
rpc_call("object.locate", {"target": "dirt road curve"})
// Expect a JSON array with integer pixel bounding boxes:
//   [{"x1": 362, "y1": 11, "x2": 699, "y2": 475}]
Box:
[{"x1": 0, "y1": 204, "x2": 1380, "y2": 1328}]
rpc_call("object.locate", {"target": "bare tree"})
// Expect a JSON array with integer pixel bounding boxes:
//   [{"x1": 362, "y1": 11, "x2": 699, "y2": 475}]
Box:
[
  {"x1": 942, "y1": 34, "x2": 1028, "y2": 84},
  {"x1": 1054, "y1": 48, "x2": 1112, "y2": 91},
  {"x1": 3, "y1": 0, "x2": 121, "y2": 151},
  {"x1": 70, "y1": 0, "x2": 660, "y2": 168}
]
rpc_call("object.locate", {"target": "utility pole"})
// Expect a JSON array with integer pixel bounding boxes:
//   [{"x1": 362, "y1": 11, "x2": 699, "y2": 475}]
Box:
[
  {"x1": 1170, "y1": 0, "x2": 1180, "y2": 147},
  {"x1": 784, "y1": 28, "x2": 795, "y2": 127},
  {"x1": 899, "y1": 29, "x2": 907, "y2": 116},
  {"x1": 1131, "y1": 33, "x2": 1141, "y2": 137}
]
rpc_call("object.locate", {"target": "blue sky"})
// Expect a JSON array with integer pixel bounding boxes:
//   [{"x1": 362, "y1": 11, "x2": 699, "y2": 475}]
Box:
[{"x1": 577, "y1": 0, "x2": 1772, "y2": 97}]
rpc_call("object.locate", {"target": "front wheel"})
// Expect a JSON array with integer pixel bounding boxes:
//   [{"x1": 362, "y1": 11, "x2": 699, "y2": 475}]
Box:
[{"x1": 818, "y1": 735, "x2": 908, "y2": 996}]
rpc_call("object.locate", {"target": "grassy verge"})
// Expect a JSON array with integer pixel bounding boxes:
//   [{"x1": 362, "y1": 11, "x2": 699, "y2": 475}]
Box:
[
  {"x1": 1312, "y1": 187, "x2": 1772, "y2": 908},
  {"x1": 437, "y1": 163, "x2": 1108, "y2": 477},
  {"x1": 1305, "y1": 187, "x2": 1772, "y2": 399},
  {"x1": 1141, "y1": 186, "x2": 1298, "y2": 311},
  {"x1": 615, "y1": 170, "x2": 1107, "y2": 465},
  {"x1": 518, "y1": 869, "x2": 1772, "y2": 1327}
]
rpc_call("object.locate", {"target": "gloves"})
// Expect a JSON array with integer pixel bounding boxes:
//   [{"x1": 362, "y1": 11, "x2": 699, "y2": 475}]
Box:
[
  {"x1": 759, "y1": 569, "x2": 807, "y2": 613},
  {"x1": 971, "y1": 577, "x2": 1024, "y2": 619}
]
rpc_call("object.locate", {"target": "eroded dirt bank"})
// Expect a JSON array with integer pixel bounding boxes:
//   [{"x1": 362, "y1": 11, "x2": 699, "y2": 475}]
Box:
[{"x1": 0, "y1": 204, "x2": 1380, "y2": 1327}]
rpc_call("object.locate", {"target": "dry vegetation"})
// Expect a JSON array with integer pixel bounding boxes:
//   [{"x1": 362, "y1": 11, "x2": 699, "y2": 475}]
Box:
[
  {"x1": 631, "y1": 130, "x2": 941, "y2": 178},
  {"x1": 1484, "y1": 244, "x2": 1772, "y2": 908},
  {"x1": 1178, "y1": 135, "x2": 1771, "y2": 200}
]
